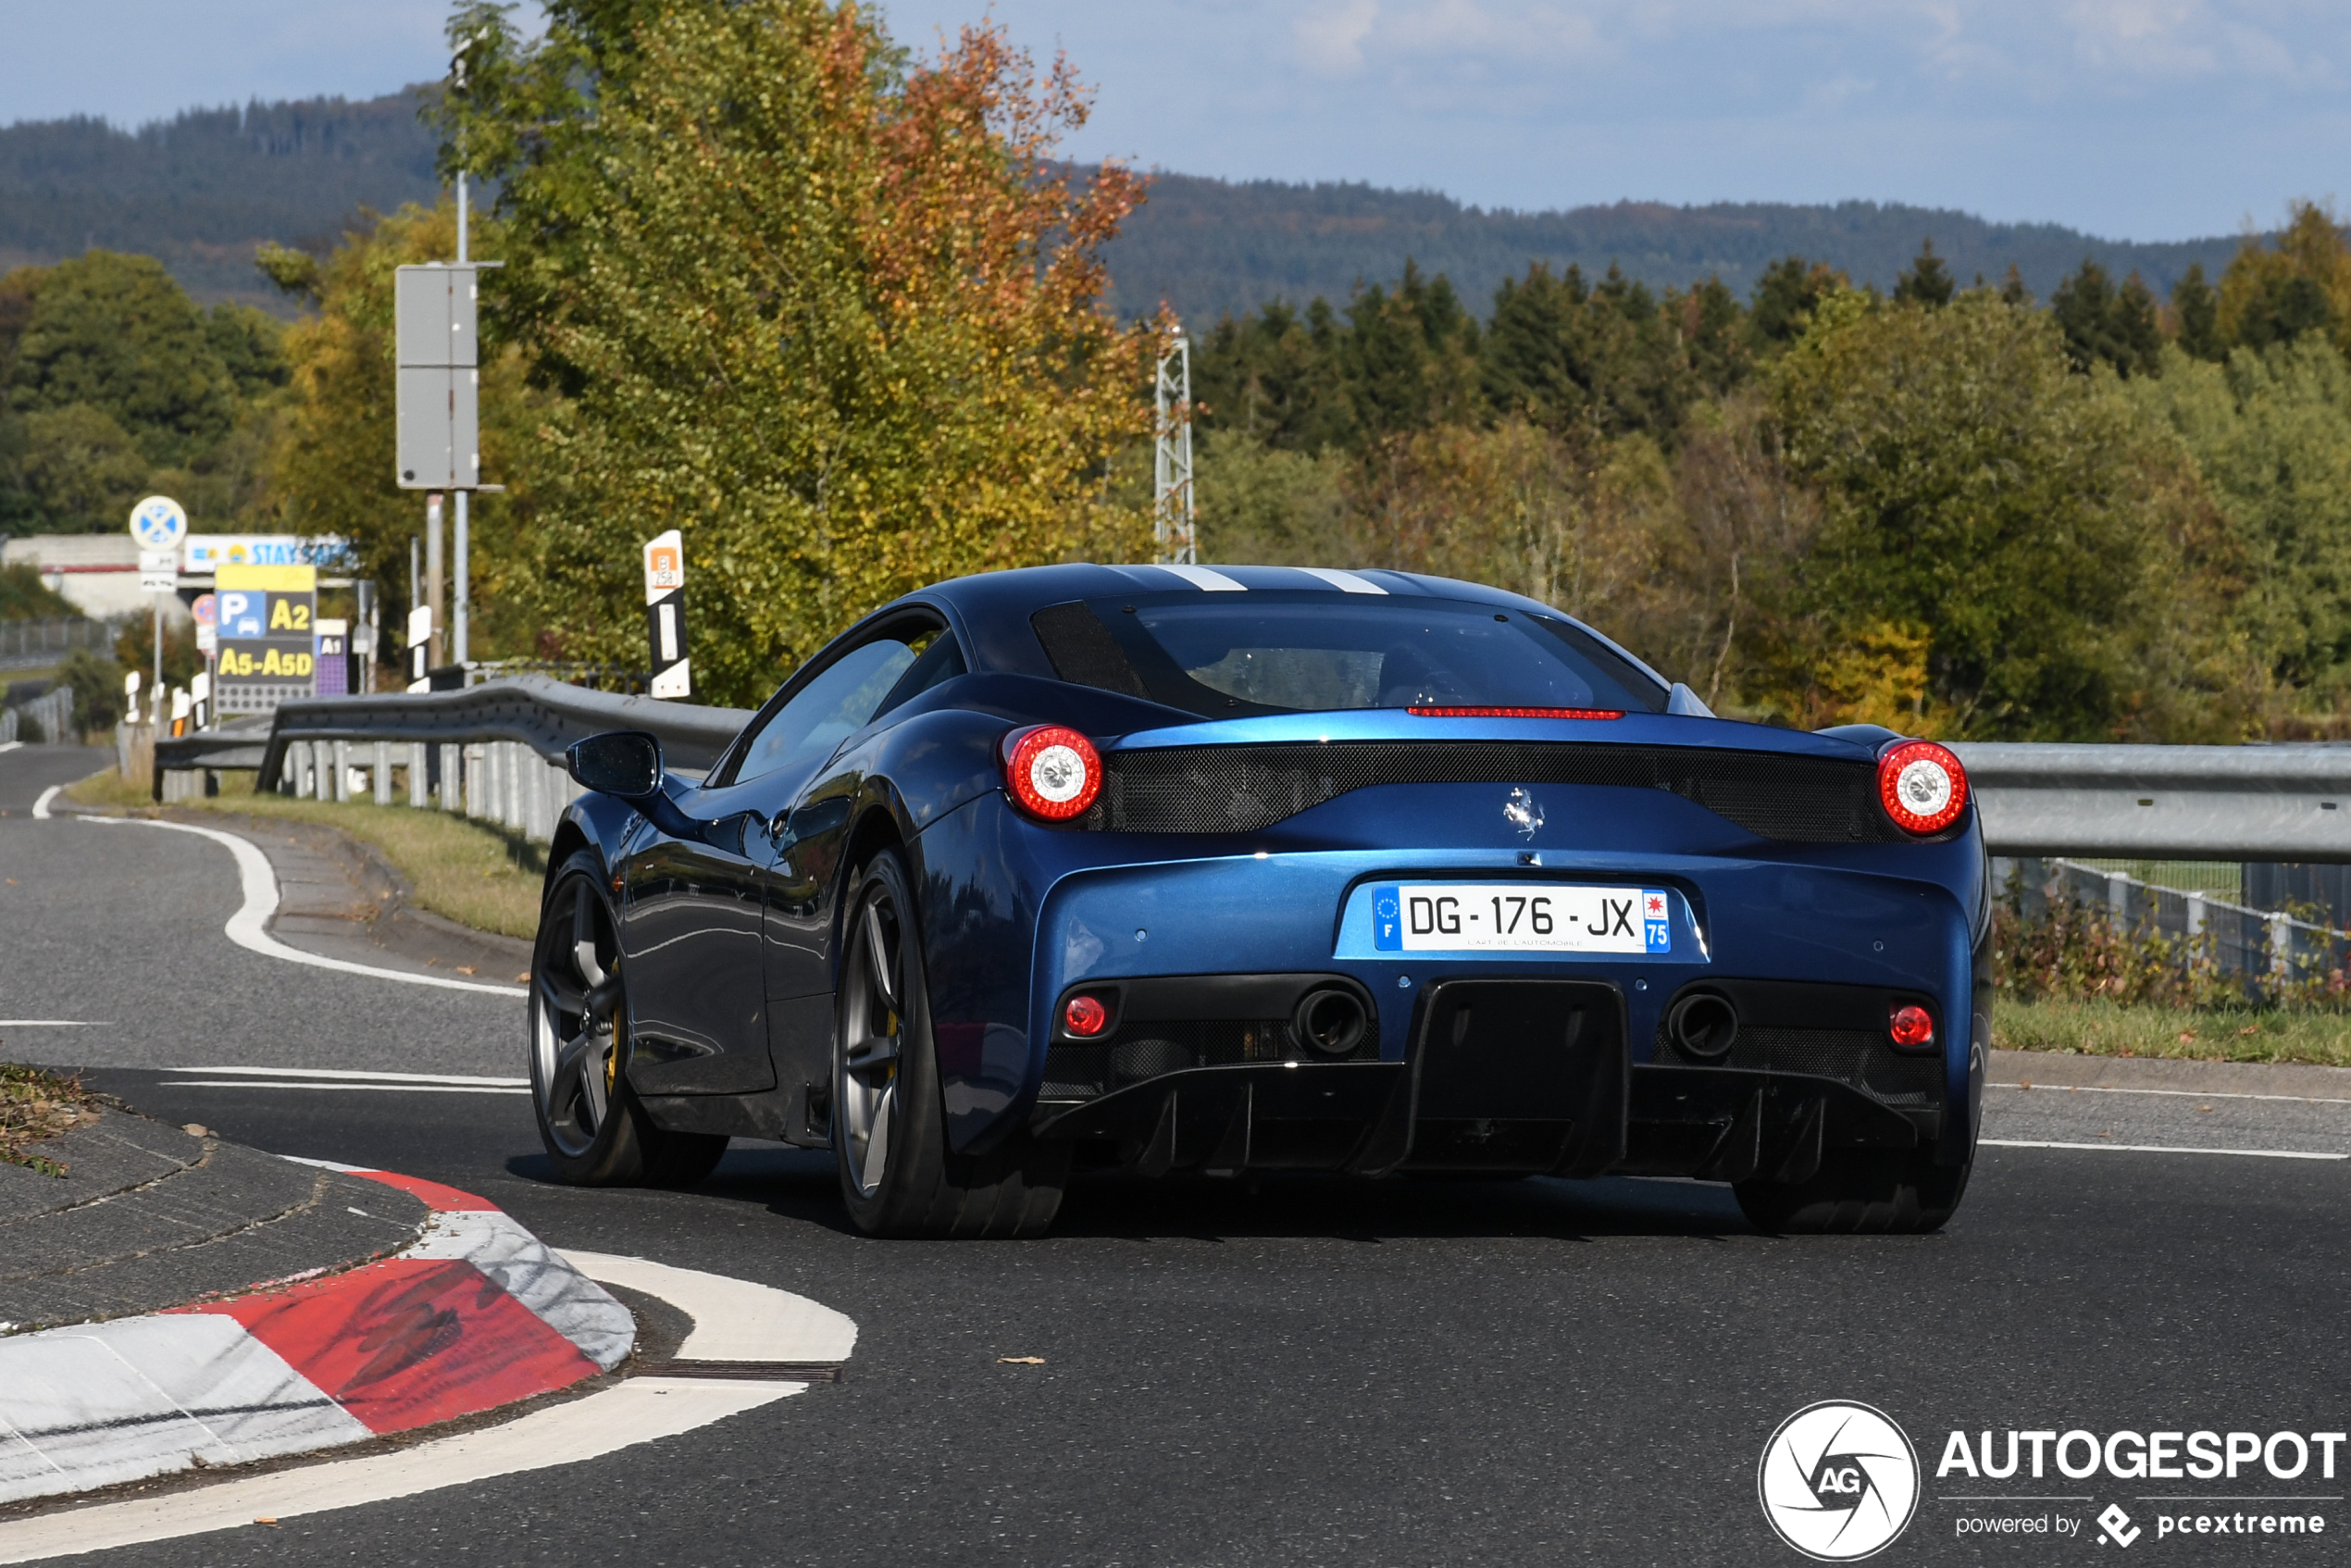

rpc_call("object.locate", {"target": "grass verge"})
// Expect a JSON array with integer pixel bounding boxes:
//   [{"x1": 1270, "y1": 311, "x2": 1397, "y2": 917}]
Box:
[
  {"x1": 0, "y1": 1064, "x2": 100, "y2": 1177},
  {"x1": 65, "y1": 768, "x2": 544, "y2": 938},
  {"x1": 1996, "y1": 998, "x2": 2351, "y2": 1068}
]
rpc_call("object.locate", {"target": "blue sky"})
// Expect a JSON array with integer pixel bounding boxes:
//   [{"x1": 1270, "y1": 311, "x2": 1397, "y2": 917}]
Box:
[{"x1": 5, "y1": 1, "x2": 2345, "y2": 241}]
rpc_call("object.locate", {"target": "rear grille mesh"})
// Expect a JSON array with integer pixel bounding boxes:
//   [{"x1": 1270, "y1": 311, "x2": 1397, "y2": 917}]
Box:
[
  {"x1": 1082, "y1": 740, "x2": 1912, "y2": 842},
  {"x1": 1651, "y1": 1025, "x2": 1943, "y2": 1107}
]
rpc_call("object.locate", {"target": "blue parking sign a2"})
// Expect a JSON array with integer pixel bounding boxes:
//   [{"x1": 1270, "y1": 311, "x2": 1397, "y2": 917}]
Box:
[{"x1": 218, "y1": 591, "x2": 264, "y2": 638}]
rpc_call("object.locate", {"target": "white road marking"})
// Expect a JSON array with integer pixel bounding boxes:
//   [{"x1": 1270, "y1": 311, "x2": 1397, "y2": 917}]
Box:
[
  {"x1": 1991, "y1": 1080, "x2": 2351, "y2": 1107},
  {"x1": 0, "y1": 1378, "x2": 792, "y2": 1563},
  {"x1": 0, "y1": 1021, "x2": 104, "y2": 1027},
  {"x1": 0, "y1": 742, "x2": 21, "y2": 755},
  {"x1": 558, "y1": 1252, "x2": 859, "y2": 1363},
  {"x1": 0, "y1": 1255, "x2": 848, "y2": 1562},
  {"x1": 1296, "y1": 566, "x2": 1387, "y2": 594},
  {"x1": 160, "y1": 1081, "x2": 531, "y2": 1095},
  {"x1": 1156, "y1": 563, "x2": 1247, "y2": 591},
  {"x1": 30, "y1": 786, "x2": 58, "y2": 819},
  {"x1": 183, "y1": 1066, "x2": 529, "y2": 1087},
  {"x1": 60, "y1": 815, "x2": 526, "y2": 997},
  {"x1": 1982, "y1": 1139, "x2": 2347, "y2": 1161}
]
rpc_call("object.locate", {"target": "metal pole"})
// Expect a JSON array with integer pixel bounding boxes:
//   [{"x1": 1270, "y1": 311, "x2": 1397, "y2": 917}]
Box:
[
  {"x1": 453, "y1": 170, "x2": 470, "y2": 671},
  {"x1": 151, "y1": 595, "x2": 161, "y2": 700},
  {"x1": 426, "y1": 494, "x2": 444, "y2": 668}
]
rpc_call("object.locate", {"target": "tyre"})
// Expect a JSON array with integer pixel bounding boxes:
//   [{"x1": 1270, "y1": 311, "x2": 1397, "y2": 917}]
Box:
[
  {"x1": 1734, "y1": 1138, "x2": 1973, "y2": 1236},
  {"x1": 529, "y1": 850, "x2": 728, "y2": 1188},
  {"x1": 832, "y1": 848, "x2": 1067, "y2": 1238}
]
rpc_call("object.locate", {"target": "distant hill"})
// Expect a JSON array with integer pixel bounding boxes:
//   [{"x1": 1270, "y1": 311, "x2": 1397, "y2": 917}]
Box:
[
  {"x1": 1101, "y1": 174, "x2": 2253, "y2": 323},
  {"x1": 0, "y1": 93, "x2": 442, "y2": 312},
  {"x1": 0, "y1": 90, "x2": 2255, "y2": 322}
]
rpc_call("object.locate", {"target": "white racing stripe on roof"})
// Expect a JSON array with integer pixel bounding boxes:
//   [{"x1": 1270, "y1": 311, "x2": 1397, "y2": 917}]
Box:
[
  {"x1": 1156, "y1": 564, "x2": 1248, "y2": 592},
  {"x1": 1296, "y1": 566, "x2": 1387, "y2": 594}
]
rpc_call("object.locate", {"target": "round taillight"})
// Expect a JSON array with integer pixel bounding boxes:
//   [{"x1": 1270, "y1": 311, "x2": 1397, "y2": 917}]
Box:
[
  {"x1": 1063, "y1": 995, "x2": 1109, "y2": 1037},
  {"x1": 1888, "y1": 1003, "x2": 1935, "y2": 1050},
  {"x1": 1877, "y1": 739, "x2": 1968, "y2": 835},
  {"x1": 1003, "y1": 725, "x2": 1101, "y2": 822}
]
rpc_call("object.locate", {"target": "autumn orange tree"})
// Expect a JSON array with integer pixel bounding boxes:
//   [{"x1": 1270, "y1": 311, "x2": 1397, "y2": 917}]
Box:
[{"x1": 439, "y1": 0, "x2": 1158, "y2": 703}]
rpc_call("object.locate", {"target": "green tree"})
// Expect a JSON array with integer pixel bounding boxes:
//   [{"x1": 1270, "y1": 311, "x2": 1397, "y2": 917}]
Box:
[
  {"x1": 2051, "y1": 259, "x2": 2162, "y2": 377},
  {"x1": 1341, "y1": 260, "x2": 1479, "y2": 441},
  {"x1": 1673, "y1": 277, "x2": 1748, "y2": 395},
  {"x1": 2216, "y1": 202, "x2": 2351, "y2": 356},
  {"x1": 1481, "y1": 261, "x2": 1698, "y2": 442},
  {"x1": 1192, "y1": 299, "x2": 1351, "y2": 453},
  {"x1": 437, "y1": 1, "x2": 1157, "y2": 703},
  {"x1": 2124, "y1": 340, "x2": 2351, "y2": 702},
  {"x1": 1892, "y1": 240, "x2": 1954, "y2": 307},
  {"x1": 1769, "y1": 290, "x2": 2250, "y2": 740},
  {"x1": 14, "y1": 403, "x2": 148, "y2": 531},
  {"x1": 6, "y1": 252, "x2": 235, "y2": 466},
  {"x1": 2172, "y1": 264, "x2": 2222, "y2": 359},
  {"x1": 1747, "y1": 255, "x2": 1843, "y2": 352}
]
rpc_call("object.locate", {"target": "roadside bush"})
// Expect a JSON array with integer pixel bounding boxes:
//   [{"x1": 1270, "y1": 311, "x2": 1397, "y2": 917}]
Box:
[
  {"x1": 1994, "y1": 870, "x2": 2351, "y2": 1011},
  {"x1": 55, "y1": 646, "x2": 124, "y2": 733}
]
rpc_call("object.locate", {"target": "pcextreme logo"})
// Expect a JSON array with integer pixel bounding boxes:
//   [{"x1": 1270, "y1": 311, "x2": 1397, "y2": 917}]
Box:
[{"x1": 1759, "y1": 1401, "x2": 1922, "y2": 1561}]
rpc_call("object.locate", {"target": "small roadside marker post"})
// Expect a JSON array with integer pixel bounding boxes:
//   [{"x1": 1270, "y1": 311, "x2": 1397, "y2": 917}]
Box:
[
  {"x1": 643, "y1": 530, "x2": 690, "y2": 699},
  {"x1": 406, "y1": 605, "x2": 434, "y2": 695}
]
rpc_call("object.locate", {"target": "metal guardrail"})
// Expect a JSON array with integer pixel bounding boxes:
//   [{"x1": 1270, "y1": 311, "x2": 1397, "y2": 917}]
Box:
[
  {"x1": 1953, "y1": 742, "x2": 2351, "y2": 860},
  {"x1": 250, "y1": 676, "x2": 752, "y2": 787},
  {"x1": 145, "y1": 685, "x2": 2351, "y2": 865}
]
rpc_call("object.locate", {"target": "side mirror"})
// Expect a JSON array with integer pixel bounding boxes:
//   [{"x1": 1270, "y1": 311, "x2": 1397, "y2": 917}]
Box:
[{"x1": 567, "y1": 730, "x2": 664, "y2": 798}]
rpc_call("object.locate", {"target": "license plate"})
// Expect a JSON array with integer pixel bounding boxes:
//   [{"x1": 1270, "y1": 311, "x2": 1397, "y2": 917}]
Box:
[{"x1": 1370, "y1": 883, "x2": 1672, "y2": 954}]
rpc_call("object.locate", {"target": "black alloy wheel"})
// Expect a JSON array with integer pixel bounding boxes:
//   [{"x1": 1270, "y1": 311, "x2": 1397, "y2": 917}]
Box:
[
  {"x1": 832, "y1": 847, "x2": 1067, "y2": 1238},
  {"x1": 529, "y1": 850, "x2": 728, "y2": 1187}
]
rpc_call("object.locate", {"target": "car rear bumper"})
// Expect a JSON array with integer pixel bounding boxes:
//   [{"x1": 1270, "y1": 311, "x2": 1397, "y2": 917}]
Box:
[{"x1": 1028, "y1": 974, "x2": 1956, "y2": 1179}]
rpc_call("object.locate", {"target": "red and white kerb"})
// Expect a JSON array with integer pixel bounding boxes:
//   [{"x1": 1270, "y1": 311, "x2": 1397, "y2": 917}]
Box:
[
  {"x1": 1002, "y1": 725, "x2": 1102, "y2": 821},
  {"x1": 1876, "y1": 739, "x2": 1969, "y2": 835}
]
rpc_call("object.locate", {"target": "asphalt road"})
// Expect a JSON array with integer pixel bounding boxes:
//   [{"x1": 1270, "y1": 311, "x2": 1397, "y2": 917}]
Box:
[{"x1": 6, "y1": 743, "x2": 2348, "y2": 1565}]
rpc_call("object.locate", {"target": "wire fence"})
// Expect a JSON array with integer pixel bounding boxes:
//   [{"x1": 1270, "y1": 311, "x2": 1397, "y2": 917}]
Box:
[
  {"x1": 1997, "y1": 855, "x2": 2350, "y2": 996},
  {"x1": 0, "y1": 618, "x2": 112, "y2": 670}
]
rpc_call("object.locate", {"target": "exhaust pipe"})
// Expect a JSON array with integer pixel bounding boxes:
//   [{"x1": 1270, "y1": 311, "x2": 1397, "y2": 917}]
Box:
[
  {"x1": 1666, "y1": 990, "x2": 1738, "y2": 1062},
  {"x1": 1293, "y1": 986, "x2": 1371, "y2": 1059}
]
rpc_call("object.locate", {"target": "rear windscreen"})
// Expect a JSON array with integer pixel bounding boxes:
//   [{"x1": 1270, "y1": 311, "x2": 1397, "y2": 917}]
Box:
[{"x1": 1104, "y1": 596, "x2": 1665, "y2": 716}]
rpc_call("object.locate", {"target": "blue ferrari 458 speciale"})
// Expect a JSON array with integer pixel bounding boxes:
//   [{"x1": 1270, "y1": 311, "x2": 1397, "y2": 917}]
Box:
[{"x1": 530, "y1": 562, "x2": 1985, "y2": 1238}]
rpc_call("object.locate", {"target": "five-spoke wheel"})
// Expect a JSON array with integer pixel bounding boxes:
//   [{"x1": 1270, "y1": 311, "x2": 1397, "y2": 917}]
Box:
[
  {"x1": 529, "y1": 850, "x2": 727, "y2": 1187},
  {"x1": 832, "y1": 849, "x2": 1068, "y2": 1238}
]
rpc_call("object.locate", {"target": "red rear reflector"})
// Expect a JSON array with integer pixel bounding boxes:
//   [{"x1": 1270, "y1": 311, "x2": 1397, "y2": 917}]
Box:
[
  {"x1": 1888, "y1": 1003, "x2": 1935, "y2": 1049},
  {"x1": 1408, "y1": 706, "x2": 1623, "y2": 720},
  {"x1": 1876, "y1": 739, "x2": 1969, "y2": 834},
  {"x1": 1063, "y1": 995, "x2": 1109, "y2": 1037}
]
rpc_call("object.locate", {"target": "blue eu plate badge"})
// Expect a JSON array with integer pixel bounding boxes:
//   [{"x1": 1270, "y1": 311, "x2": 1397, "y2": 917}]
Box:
[{"x1": 1371, "y1": 882, "x2": 1672, "y2": 954}]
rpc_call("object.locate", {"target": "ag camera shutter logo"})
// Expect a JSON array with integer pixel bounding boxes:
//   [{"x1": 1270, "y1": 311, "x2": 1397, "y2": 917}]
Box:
[{"x1": 1759, "y1": 1401, "x2": 1921, "y2": 1561}]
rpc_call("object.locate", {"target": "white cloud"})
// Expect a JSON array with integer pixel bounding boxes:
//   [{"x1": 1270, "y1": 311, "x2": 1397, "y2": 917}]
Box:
[{"x1": 1294, "y1": 0, "x2": 1382, "y2": 74}]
